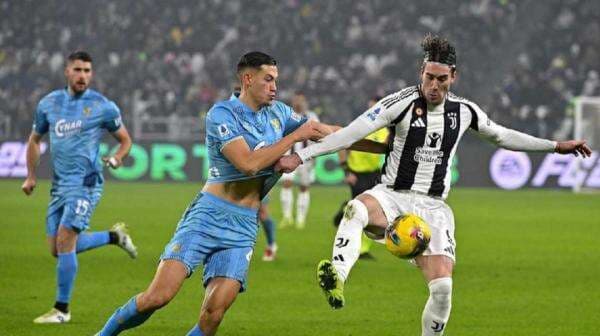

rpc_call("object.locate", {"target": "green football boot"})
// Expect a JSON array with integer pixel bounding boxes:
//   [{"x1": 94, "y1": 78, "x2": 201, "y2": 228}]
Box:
[{"x1": 316, "y1": 260, "x2": 345, "y2": 309}]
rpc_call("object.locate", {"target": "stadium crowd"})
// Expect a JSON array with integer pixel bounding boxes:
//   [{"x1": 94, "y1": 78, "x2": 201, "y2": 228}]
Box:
[{"x1": 1, "y1": 0, "x2": 598, "y2": 139}]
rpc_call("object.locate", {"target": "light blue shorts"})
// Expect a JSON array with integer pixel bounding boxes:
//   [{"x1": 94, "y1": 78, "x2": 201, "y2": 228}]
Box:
[
  {"x1": 46, "y1": 188, "x2": 102, "y2": 236},
  {"x1": 160, "y1": 192, "x2": 259, "y2": 292}
]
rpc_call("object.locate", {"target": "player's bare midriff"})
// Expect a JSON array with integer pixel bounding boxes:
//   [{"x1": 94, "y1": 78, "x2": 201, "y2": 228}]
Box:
[{"x1": 202, "y1": 176, "x2": 267, "y2": 209}]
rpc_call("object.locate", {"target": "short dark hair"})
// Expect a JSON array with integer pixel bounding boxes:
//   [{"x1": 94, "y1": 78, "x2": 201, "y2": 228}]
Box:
[
  {"x1": 237, "y1": 51, "x2": 276, "y2": 74},
  {"x1": 421, "y1": 34, "x2": 456, "y2": 68},
  {"x1": 67, "y1": 51, "x2": 93, "y2": 63}
]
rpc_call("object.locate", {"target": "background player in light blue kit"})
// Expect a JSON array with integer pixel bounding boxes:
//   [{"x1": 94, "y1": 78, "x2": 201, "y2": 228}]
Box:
[
  {"x1": 95, "y1": 52, "x2": 332, "y2": 336},
  {"x1": 21, "y1": 51, "x2": 137, "y2": 324}
]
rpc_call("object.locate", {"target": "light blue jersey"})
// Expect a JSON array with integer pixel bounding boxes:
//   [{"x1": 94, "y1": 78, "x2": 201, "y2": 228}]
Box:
[
  {"x1": 34, "y1": 88, "x2": 122, "y2": 234},
  {"x1": 33, "y1": 88, "x2": 122, "y2": 193},
  {"x1": 205, "y1": 95, "x2": 307, "y2": 196},
  {"x1": 160, "y1": 94, "x2": 306, "y2": 291}
]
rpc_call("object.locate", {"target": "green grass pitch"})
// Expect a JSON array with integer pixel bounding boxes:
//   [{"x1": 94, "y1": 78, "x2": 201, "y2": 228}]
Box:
[{"x1": 1, "y1": 180, "x2": 599, "y2": 335}]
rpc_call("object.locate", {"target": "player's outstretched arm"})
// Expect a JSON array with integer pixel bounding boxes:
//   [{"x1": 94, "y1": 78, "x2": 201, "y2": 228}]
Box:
[
  {"x1": 22, "y1": 132, "x2": 44, "y2": 196},
  {"x1": 468, "y1": 102, "x2": 591, "y2": 157},
  {"x1": 222, "y1": 120, "x2": 329, "y2": 176},
  {"x1": 320, "y1": 124, "x2": 388, "y2": 154},
  {"x1": 102, "y1": 126, "x2": 132, "y2": 169}
]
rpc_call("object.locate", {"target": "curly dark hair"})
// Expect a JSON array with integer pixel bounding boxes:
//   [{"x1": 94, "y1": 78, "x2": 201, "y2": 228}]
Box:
[{"x1": 421, "y1": 34, "x2": 456, "y2": 68}]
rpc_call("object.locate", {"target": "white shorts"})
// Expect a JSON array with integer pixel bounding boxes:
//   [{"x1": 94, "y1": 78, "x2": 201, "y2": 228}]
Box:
[
  {"x1": 363, "y1": 184, "x2": 456, "y2": 262},
  {"x1": 281, "y1": 163, "x2": 315, "y2": 186}
]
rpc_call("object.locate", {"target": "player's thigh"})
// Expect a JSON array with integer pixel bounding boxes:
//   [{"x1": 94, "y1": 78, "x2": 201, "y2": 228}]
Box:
[
  {"x1": 201, "y1": 277, "x2": 241, "y2": 316},
  {"x1": 414, "y1": 198, "x2": 456, "y2": 263},
  {"x1": 138, "y1": 260, "x2": 188, "y2": 310},
  {"x1": 46, "y1": 236, "x2": 57, "y2": 257},
  {"x1": 202, "y1": 246, "x2": 253, "y2": 293}
]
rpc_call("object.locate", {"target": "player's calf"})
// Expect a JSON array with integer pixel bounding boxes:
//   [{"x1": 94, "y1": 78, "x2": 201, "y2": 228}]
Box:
[{"x1": 421, "y1": 277, "x2": 452, "y2": 336}]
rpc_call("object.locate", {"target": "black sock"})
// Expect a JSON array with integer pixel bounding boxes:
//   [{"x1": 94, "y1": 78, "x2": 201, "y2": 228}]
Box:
[
  {"x1": 109, "y1": 231, "x2": 119, "y2": 244},
  {"x1": 54, "y1": 301, "x2": 69, "y2": 313}
]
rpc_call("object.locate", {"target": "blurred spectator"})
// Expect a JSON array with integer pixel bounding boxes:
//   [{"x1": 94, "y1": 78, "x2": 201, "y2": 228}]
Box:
[{"x1": 0, "y1": 0, "x2": 598, "y2": 140}]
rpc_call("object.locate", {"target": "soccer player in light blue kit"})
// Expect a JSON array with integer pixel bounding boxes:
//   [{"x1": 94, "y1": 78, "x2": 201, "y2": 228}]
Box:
[
  {"x1": 95, "y1": 52, "x2": 331, "y2": 336},
  {"x1": 22, "y1": 51, "x2": 137, "y2": 324}
]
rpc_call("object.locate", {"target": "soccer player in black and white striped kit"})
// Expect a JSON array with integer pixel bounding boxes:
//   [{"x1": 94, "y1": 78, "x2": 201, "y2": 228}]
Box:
[{"x1": 276, "y1": 35, "x2": 591, "y2": 336}]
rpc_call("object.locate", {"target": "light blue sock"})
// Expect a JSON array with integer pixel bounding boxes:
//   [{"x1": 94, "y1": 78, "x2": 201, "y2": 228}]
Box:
[
  {"x1": 261, "y1": 217, "x2": 276, "y2": 246},
  {"x1": 98, "y1": 296, "x2": 154, "y2": 336},
  {"x1": 56, "y1": 251, "x2": 78, "y2": 303},
  {"x1": 76, "y1": 231, "x2": 110, "y2": 253},
  {"x1": 186, "y1": 324, "x2": 205, "y2": 336}
]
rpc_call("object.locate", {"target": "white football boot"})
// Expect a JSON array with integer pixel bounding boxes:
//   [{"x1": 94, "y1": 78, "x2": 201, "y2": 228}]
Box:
[
  {"x1": 33, "y1": 308, "x2": 71, "y2": 324},
  {"x1": 111, "y1": 222, "x2": 138, "y2": 259}
]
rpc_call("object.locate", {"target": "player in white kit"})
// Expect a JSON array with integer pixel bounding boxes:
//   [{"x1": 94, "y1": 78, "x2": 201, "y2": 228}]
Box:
[
  {"x1": 276, "y1": 35, "x2": 591, "y2": 336},
  {"x1": 280, "y1": 92, "x2": 320, "y2": 229}
]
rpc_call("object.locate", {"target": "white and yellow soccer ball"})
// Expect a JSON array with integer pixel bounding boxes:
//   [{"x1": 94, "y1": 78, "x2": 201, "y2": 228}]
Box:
[{"x1": 385, "y1": 214, "x2": 431, "y2": 259}]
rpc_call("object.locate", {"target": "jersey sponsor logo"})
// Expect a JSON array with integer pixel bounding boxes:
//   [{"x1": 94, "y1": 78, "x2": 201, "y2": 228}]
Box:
[
  {"x1": 414, "y1": 147, "x2": 444, "y2": 164},
  {"x1": 366, "y1": 107, "x2": 382, "y2": 121},
  {"x1": 415, "y1": 107, "x2": 423, "y2": 116},
  {"x1": 427, "y1": 132, "x2": 441, "y2": 148},
  {"x1": 0, "y1": 141, "x2": 48, "y2": 177},
  {"x1": 411, "y1": 118, "x2": 426, "y2": 128},
  {"x1": 54, "y1": 119, "x2": 83, "y2": 137},
  {"x1": 245, "y1": 249, "x2": 253, "y2": 261},
  {"x1": 218, "y1": 124, "x2": 230, "y2": 138}
]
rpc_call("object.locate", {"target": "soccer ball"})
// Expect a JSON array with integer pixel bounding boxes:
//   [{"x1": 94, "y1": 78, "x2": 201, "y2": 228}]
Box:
[{"x1": 385, "y1": 214, "x2": 431, "y2": 259}]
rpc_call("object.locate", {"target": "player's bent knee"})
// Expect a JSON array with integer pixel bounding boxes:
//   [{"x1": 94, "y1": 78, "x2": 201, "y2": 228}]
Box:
[
  {"x1": 200, "y1": 306, "x2": 226, "y2": 324},
  {"x1": 429, "y1": 277, "x2": 452, "y2": 309},
  {"x1": 344, "y1": 199, "x2": 369, "y2": 224},
  {"x1": 139, "y1": 290, "x2": 175, "y2": 311}
]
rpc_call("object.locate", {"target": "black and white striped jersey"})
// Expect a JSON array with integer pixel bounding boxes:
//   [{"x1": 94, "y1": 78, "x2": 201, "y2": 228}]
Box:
[{"x1": 297, "y1": 85, "x2": 555, "y2": 200}]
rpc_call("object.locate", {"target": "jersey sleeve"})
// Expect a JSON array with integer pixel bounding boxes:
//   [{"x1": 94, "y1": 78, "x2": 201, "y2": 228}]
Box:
[
  {"x1": 102, "y1": 101, "x2": 123, "y2": 132},
  {"x1": 296, "y1": 92, "x2": 411, "y2": 162},
  {"x1": 467, "y1": 102, "x2": 556, "y2": 152},
  {"x1": 32, "y1": 102, "x2": 49, "y2": 135},
  {"x1": 281, "y1": 103, "x2": 308, "y2": 136},
  {"x1": 206, "y1": 106, "x2": 244, "y2": 151}
]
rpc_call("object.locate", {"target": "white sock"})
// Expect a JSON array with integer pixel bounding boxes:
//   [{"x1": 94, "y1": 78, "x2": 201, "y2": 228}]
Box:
[
  {"x1": 296, "y1": 190, "x2": 310, "y2": 224},
  {"x1": 421, "y1": 277, "x2": 452, "y2": 336},
  {"x1": 280, "y1": 187, "x2": 293, "y2": 220},
  {"x1": 331, "y1": 199, "x2": 369, "y2": 282}
]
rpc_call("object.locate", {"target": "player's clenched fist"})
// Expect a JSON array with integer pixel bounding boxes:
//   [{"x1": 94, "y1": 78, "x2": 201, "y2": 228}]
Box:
[
  {"x1": 275, "y1": 154, "x2": 303, "y2": 173},
  {"x1": 21, "y1": 177, "x2": 36, "y2": 196}
]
